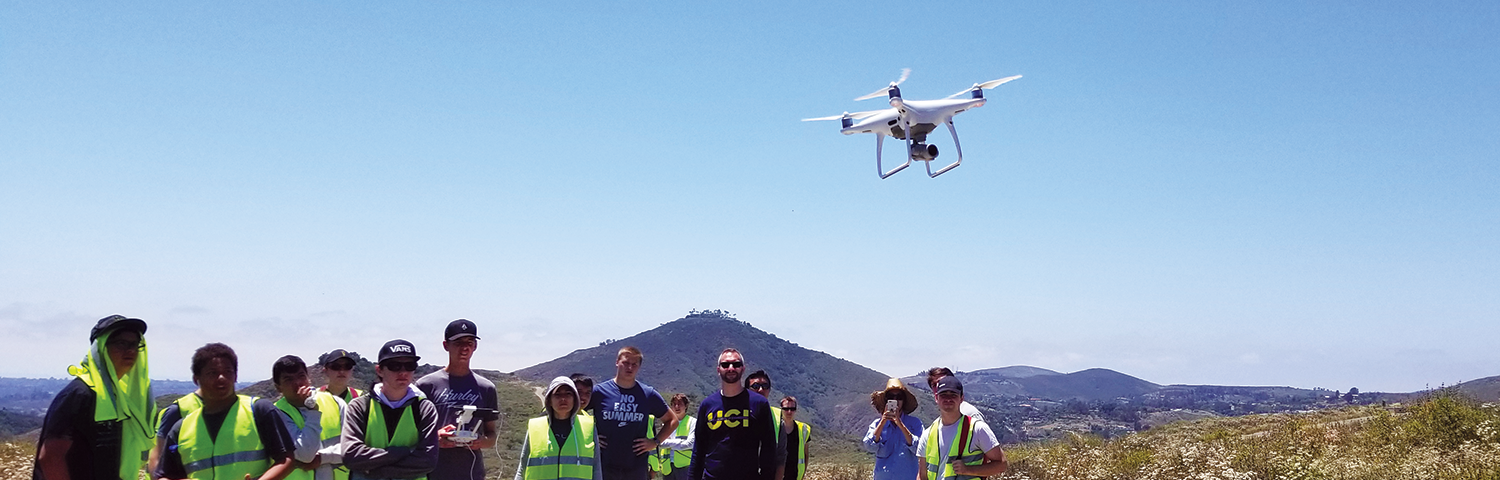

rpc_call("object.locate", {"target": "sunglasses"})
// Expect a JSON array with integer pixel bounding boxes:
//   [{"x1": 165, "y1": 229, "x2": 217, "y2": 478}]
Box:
[
  {"x1": 105, "y1": 340, "x2": 145, "y2": 351},
  {"x1": 326, "y1": 362, "x2": 355, "y2": 371},
  {"x1": 749, "y1": 382, "x2": 771, "y2": 390},
  {"x1": 380, "y1": 361, "x2": 419, "y2": 372},
  {"x1": 783, "y1": 406, "x2": 797, "y2": 411},
  {"x1": 719, "y1": 361, "x2": 744, "y2": 369}
]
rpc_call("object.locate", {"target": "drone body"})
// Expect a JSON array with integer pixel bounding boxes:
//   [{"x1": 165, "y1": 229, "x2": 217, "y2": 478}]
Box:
[{"x1": 805, "y1": 69, "x2": 1021, "y2": 179}]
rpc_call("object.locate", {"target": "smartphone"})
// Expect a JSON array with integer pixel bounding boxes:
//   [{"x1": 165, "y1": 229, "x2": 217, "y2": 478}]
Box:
[{"x1": 885, "y1": 399, "x2": 899, "y2": 414}]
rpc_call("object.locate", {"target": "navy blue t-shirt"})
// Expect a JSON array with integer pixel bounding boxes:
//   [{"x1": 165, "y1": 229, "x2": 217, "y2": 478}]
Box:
[{"x1": 588, "y1": 379, "x2": 668, "y2": 470}]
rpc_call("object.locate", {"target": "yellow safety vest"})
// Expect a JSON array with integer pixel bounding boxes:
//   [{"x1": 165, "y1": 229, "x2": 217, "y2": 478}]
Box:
[
  {"x1": 790, "y1": 421, "x2": 810, "y2": 480},
  {"x1": 158, "y1": 394, "x2": 204, "y2": 434},
  {"x1": 922, "y1": 416, "x2": 985, "y2": 480},
  {"x1": 523, "y1": 415, "x2": 596, "y2": 480},
  {"x1": 364, "y1": 397, "x2": 425, "y2": 480},
  {"x1": 321, "y1": 386, "x2": 362, "y2": 404},
  {"x1": 179, "y1": 395, "x2": 269, "y2": 480},
  {"x1": 273, "y1": 392, "x2": 343, "y2": 480},
  {"x1": 655, "y1": 415, "x2": 692, "y2": 472},
  {"x1": 646, "y1": 415, "x2": 662, "y2": 474},
  {"x1": 770, "y1": 406, "x2": 782, "y2": 437}
]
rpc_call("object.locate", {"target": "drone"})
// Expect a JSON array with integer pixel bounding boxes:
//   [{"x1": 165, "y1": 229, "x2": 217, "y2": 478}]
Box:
[{"x1": 804, "y1": 69, "x2": 1021, "y2": 179}]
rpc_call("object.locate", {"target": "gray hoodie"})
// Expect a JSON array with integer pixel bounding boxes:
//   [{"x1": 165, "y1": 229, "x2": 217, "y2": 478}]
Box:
[{"x1": 515, "y1": 377, "x2": 601, "y2": 480}]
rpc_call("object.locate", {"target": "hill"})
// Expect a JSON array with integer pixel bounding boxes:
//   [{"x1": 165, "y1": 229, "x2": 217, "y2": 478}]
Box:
[
  {"x1": 513, "y1": 311, "x2": 894, "y2": 436},
  {"x1": 972, "y1": 365, "x2": 1062, "y2": 378},
  {"x1": 902, "y1": 367, "x2": 1159, "y2": 402},
  {"x1": 1019, "y1": 368, "x2": 1162, "y2": 402},
  {"x1": 1454, "y1": 375, "x2": 1500, "y2": 402}
]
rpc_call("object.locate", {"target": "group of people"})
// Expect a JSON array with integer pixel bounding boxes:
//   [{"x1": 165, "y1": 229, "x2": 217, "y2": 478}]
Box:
[
  {"x1": 861, "y1": 369, "x2": 1008, "y2": 480},
  {"x1": 34, "y1": 316, "x2": 499, "y2": 480},
  {"x1": 32, "y1": 315, "x2": 1006, "y2": 480},
  {"x1": 517, "y1": 347, "x2": 806, "y2": 480}
]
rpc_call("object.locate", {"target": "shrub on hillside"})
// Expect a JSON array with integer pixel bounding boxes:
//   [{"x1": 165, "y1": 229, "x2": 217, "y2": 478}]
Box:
[{"x1": 997, "y1": 393, "x2": 1500, "y2": 480}]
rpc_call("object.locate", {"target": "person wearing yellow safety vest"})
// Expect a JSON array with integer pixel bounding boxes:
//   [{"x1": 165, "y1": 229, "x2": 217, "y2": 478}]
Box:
[
  {"x1": 34, "y1": 315, "x2": 157, "y2": 480},
  {"x1": 514, "y1": 376, "x2": 600, "y2": 480},
  {"x1": 271, "y1": 356, "x2": 348, "y2": 480},
  {"x1": 153, "y1": 390, "x2": 204, "y2": 476},
  {"x1": 652, "y1": 394, "x2": 694, "y2": 480},
  {"x1": 341, "y1": 340, "x2": 439, "y2": 480},
  {"x1": 317, "y1": 350, "x2": 364, "y2": 404},
  {"x1": 156, "y1": 343, "x2": 297, "y2": 480},
  {"x1": 744, "y1": 371, "x2": 788, "y2": 480},
  {"x1": 914, "y1": 377, "x2": 1006, "y2": 480},
  {"x1": 775, "y1": 397, "x2": 809, "y2": 480}
]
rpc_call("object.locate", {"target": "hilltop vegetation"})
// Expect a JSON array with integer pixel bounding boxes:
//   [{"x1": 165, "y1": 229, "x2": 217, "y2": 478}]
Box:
[{"x1": 995, "y1": 390, "x2": 1500, "y2": 480}]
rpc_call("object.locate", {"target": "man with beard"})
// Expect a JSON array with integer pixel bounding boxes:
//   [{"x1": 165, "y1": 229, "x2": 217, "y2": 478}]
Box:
[{"x1": 687, "y1": 348, "x2": 776, "y2": 480}]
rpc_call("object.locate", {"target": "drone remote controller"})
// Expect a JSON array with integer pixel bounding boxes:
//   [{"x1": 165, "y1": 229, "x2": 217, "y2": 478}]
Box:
[{"x1": 450, "y1": 405, "x2": 481, "y2": 445}]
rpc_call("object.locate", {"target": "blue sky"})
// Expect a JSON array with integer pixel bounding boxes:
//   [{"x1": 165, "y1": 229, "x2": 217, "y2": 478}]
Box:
[{"x1": 3, "y1": 2, "x2": 1496, "y2": 393}]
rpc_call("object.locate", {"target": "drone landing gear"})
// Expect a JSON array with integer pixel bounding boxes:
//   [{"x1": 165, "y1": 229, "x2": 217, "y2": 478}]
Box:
[
  {"x1": 875, "y1": 123, "x2": 966, "y2": 179},
  {"x1": 925, "y1": 121, "x2": 964, "y2": 178},
  {"x1": 875, "y1": 133, "x2": 911, "y2": 179}
]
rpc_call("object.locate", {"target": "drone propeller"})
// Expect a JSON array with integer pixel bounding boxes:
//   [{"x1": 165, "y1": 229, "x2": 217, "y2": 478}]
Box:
[
  {"x1": 854, "y1": 68, "x2": 911, "y2": 101},
  {"x1": 801, "y1": 110, "x2": 886, "y2": 122},
  {"x1": 945, "y1": 74, "x2": 1023, "y2": 99}
]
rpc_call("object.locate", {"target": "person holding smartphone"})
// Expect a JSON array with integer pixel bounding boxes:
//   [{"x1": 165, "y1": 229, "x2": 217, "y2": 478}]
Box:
[
  {"x1": 861, "y1": 379, "x2": 924, "y2": 480},
  {"x1": 915, "y1": 377, "x2": 1006, "y2": 479}
]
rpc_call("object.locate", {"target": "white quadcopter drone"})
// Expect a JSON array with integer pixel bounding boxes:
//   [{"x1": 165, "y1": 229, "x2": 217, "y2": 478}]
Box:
[{"x1": 804, "y1": 69, "x2": 1021, "y2": 179}]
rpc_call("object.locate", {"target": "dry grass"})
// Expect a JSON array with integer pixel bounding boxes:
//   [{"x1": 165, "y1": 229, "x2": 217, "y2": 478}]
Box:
[
  {"x1": 995, "y1": 392, "x2": 1500, "y2": 480},
  {"x1": 0, "y1": 442, "x2": 32, "y2": 480},
  {"x1": 801, "y1": 393, "x2": 1500, "y2": 480}
]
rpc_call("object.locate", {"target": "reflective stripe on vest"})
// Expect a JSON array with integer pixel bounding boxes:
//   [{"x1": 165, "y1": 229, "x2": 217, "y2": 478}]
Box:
[
  {"x1": 179, "y1": 395, "x2": 270, "y2": 480},
  {"x1": 523, "y1": 415, "x2": 596, "y2": 480},
  {"x1": 365, "y1": 397, "x2": 425, "y2": 480},
  {"x1": 922, "y1": 416, "x2": 984, "y2": 480},
  {"x1": 792, "y1": 421, "x2": 810, "y2": 480}
]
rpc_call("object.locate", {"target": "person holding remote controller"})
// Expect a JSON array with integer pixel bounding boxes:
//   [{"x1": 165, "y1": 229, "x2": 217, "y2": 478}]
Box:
[{"x1": 416, "y1": 320, "x2": 499, "y2": 480}]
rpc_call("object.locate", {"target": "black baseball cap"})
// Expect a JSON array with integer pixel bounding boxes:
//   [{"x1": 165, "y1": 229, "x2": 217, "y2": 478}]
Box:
[
  {"x1": 377, "y1": 339, "x2": 421, "y2": 363},
  {"x1": 935, "y1": 376, "x2": 964, "y2": 395},
  {"x1": 319, "y1": 349, "x2": 358, "y2": 366},
  {"x1": 90, "y1": 315, "x2": 147, "y2": 342},
  {"x1": 444, "y1": 319, "x2": 480, "y2": 341}
]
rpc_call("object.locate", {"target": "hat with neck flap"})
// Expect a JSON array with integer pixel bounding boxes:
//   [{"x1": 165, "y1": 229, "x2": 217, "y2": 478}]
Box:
[{"x1": 68, "y1": 315, "x2": 156, "y2": 480}]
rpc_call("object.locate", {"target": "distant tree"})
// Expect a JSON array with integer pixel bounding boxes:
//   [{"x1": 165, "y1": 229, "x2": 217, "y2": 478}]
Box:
[{"x1": 1344, "y1": 387, "x2": 1359, "y2": 403}]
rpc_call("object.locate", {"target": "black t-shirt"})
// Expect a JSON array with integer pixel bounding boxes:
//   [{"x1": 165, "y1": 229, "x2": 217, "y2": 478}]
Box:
[
  {"x1": 549, "y1": 416, "x2": 573, "y2": 446},
  {"x1": 154, "y1": 397, "x2": 294, "y2": 480},
  {"x1": 33, "y1": 378, "x2": 121, "y2": 480},
  {"x1": 782, "y1": 429, "x2": 799, "y2": 480}
]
